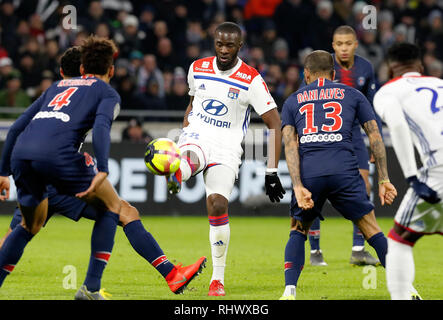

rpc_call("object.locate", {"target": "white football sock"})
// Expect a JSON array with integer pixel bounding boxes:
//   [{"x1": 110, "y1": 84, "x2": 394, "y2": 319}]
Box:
[
  {"x1": 282, "y1": 285, "x2": 296, "y2": 297},
  {"x1": 209, "y1": 224, "x2": 230, "y2": 285},
  {"x1": 386, "y1": 238, "x2": 415, "y2": 300}
]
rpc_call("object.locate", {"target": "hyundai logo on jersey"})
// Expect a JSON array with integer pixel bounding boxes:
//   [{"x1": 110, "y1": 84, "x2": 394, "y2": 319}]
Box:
[{"x1": 202, "y1": 99, "x2": 228, "y2": 116}]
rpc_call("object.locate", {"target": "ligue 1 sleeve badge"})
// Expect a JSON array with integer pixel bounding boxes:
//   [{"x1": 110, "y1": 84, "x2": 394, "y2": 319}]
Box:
[{"x1": 228, "y1": 87, "x2": 239, "y2": 99}]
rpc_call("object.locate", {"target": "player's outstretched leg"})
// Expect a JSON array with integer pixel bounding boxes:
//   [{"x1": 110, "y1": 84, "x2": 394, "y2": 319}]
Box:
[
  {"x1": 385, "y1": 225, "x2": 422, "y2": 300},
  {"x1": 350, "y1": 222, "x2": 380, "y2": 266},
  {"x1": 75, "y1": 210, "x2": 119, "y2": 300},
  {"x1": 166, "y1": 149, "x2": 203, "y2": 194},
  {"x1": 353, "y1": 211, "x2": 387, "y2": 267},
  {"x1": 280, "y1": 218, "x2": 313, "y2": 300},
  {"x1": 207, "y1": 194, "x2": 230, "y2": 297},
  {"x1": 308, "y1": 217, "x2": 327, "y2": 266},
  {"x1": 119, "y1": 200, "x2": 206, "y2": 294}
]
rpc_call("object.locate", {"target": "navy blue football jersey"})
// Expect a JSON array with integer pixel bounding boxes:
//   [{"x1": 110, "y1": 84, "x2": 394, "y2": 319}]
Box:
[
  {"x1": 0, "y1": 76, "x2": 120, "y2": 175},
  {"x1": 281, "y1": 78, "x2": 376, "y2": 178}
]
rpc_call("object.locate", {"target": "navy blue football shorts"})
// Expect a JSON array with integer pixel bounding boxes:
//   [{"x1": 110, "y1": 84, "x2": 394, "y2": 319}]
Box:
[
  {"x1": 290, "y1": 172, "x2": 374, "y2": 222},
  {"x1": 11, "y1": 152, "x2": 97, "y2": 208}
]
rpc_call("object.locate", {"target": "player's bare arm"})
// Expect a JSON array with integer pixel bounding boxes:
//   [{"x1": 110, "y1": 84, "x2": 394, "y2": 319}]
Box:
[
  {"x1": 0, "y1": 176, "x2": 10, "y2": 201},
  {"x1": 363, "y1": 119, "x2": 397, "y2": 205},
  {"x1": 182, "y1": 96, "x2": 194, "y2": 128},
  {"x1": 282, "y1": 125, "x2": 313, "y2": 210},
  {"x1": 261, "y1": 108, "x2": 282, "y2": 169}
]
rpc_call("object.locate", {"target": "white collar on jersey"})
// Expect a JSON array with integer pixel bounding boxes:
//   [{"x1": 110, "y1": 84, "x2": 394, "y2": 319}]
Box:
[
  {"x1": 401, "y1": 72, "x2": 422, "y2": 77},
  {"x1": 212, "y1": 56, "x2": 243, "y2": 76}
]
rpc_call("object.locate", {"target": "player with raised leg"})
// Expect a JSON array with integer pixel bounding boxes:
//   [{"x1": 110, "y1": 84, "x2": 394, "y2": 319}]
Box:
[
  {"x1": 165, "y1": 22, "x2": 285, "y2": 296},
  {"x1": 308, "y1": 26, "x2": 381, "y2": 267},
  {"x1": 374, "y1": 43, "x2": 443, "y2": 300},
  {"x1": 280, "y1": 50, "x2": 396, "y2": 300},
  {"x1": 0, "y1": 46, "x2": 206, "y2": 299}
]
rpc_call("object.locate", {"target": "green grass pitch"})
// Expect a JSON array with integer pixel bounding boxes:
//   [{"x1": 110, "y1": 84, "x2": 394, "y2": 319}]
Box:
[{"x1": 0, "y1": 215, "x2": 441, "y2": 300}]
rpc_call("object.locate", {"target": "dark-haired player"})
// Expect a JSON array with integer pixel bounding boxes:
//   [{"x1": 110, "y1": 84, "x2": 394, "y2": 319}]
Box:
[
  {"x1": 280, "y1": 50, "x2": 397, "y2": 299},
  {"x1": 166, "y1": 21, "x2": 285, "y2": 296},
  {"x1": 308, "y1": 25, "x2": 381, "y2": 267},
  {"x1": 375, "y1": 43, "x2": 442, "y2": 300},
  {"x1": 0, "y1": 46, "x2": 206, "y2": 299}
]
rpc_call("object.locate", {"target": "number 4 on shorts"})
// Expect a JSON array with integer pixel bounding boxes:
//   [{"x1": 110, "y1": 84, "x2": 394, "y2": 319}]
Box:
[{"x1": 48, "y1": 87, "x2": 78, "y2": 110}]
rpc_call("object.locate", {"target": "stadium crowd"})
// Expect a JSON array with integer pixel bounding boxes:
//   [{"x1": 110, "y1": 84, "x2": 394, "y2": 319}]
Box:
[{"x1": 0, "y1": 0, "x2": 442, "y2": 118}]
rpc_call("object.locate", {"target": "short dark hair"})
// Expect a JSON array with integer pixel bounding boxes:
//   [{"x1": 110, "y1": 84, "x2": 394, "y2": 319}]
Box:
[
  {"x1": 304, "y1": 50, "x2": 334, "y2": 74},
  {"x1": 333, "y1": 25, "x2": 356, "y2": 38},
  {"x1": 60, "y1": 46, "x2": 81, "y2": 77},
  {"x1": 80, "y1": 36, "x2": 118, "y2": 75},
  {"x1": 387, "y1": 43, "x2": 421, "y2": 64},
  {"x1": 214, "y1": 22, "x2": 242, "y2": 38}
]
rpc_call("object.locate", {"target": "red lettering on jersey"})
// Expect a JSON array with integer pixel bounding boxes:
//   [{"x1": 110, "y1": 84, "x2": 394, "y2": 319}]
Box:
[
  {"x1": 229, "y1": 62, "x2": 259, "y2": 84},
  {"x1": 297, "y1": 93, "x2": 304, "y2": 103},
  {"x1": 309, "y1": 90, "x2": 318, "y2": 101},
  {"x1": 303, "y1": 91, "x2": 309, "y2": 102},
  {"x1": 319, "y1": 89, "x2": 325, "y2": 100},
  {"x1": 193, "y1": 57, "x2": 215, "y2": 74},
  {"x1": 48, "y1": 87, "x2": 78, "y2": 110}
]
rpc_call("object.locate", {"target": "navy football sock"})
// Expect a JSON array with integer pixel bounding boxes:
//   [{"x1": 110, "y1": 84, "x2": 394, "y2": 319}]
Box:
[
  {"x1": 0, "y1": 225, "x2": 33, "y2": 287},
  {"x1": 308, "y1": 217, "x2": 321, "y2": 251},
  {"x1": 352, "y1": 222, "x2": 365, "y2": 248},
  {"x1": 284, "y1": 230, "x2": 307, "y2": 287},
  {"x1": 83, "y1": 211, "x2": 119, "y2": 292},
  {"x1": 367, "y1": 232, "x2": 387, "y2": 267},
  {"x1": 123, "y1": 220, "x2": 174, "y2": 278}
]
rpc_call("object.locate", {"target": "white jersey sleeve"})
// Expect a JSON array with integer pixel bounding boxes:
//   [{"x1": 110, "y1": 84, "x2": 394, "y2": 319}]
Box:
[
  {"x1": 374, "y1": 91, "x2": 418, "y2": 178},
  {"x1": 188, "y1": 61, "x2": 196, "y2": 96},
  {"x1": 248, "y1": 75, "x2": 277, "y2": 115}
]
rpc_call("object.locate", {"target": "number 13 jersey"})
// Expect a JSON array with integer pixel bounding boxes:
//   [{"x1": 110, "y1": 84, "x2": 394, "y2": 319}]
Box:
[{"x1": 281, "y1": 78, "x2": 376, "y2": 178}]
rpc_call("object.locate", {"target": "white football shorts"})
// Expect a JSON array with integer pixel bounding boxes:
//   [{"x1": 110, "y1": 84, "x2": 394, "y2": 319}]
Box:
[{"x1": 394, "y1": 165, "x2": 443, "y2": 235}]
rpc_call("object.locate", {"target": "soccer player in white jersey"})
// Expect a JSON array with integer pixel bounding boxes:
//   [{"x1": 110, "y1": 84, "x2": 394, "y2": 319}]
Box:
[
  {"x1": 166, "y1": 22, "x2": 285, "y2": 296},
  {"x1": 374, "y1": 43, "x2": 443, "y2": 300}
]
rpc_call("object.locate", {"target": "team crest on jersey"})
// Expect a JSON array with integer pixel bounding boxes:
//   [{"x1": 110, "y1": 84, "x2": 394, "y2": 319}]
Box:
[
  {"x1": 202, "y1": 61, "x2": 210, "y2": 68},
  {"x1": 358, "y1": 77, "x2": 366, "y2": 86},
  {"x1": 228, "y1": 87, "x2": 239, "y2": 99}
]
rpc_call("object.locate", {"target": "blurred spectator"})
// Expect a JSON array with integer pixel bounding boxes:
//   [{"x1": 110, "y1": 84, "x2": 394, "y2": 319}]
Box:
[
  {"x1": 137, "y1": 54, "x2": 165, "y2": 98},
  {"x1": 308, "y1": 0, "x2": 342, "y2": 51},
  {"x1": 258, "y1": 20, "x2": 278, "y2": 61},
  {"x1": 95, "y1": 22, "x2": 112, "y2": 39},
  {"x1": 0, "y1": 70, "x2": 31, "y2": 117},
  {"x1": 0, "y1": 57, "x2": 14, "y2": 89},
  {"x1": 18, "y1": 52, "x2": 42, "y2": 93},
  {"x1": 121, "y1": 117, "x2": 153, "y2": 143},
  {"x1": 42, "y1": 39, "x2": 61, "y2": 78},
  {"x1": 247, "y1": 46, "x2": 266, "y2": 73},
  {"x1": 282, "y1": 64, "x2": 302, "y2": 100},
  {"x1": 355, "y1": 29, "x2": 384, "y2": 71},
  {"x1": 34, "y1": 70, "x2": 54, "y2": 100},
  {"x1": 0, "y1": 0, "x2": 19, "y2": 49},
  {"x1": 272, "y1": 38, "x2": 290, "y2": 69},
  {"x1": 166, "y1": 67, "x2": 189, "y2": 111},
  {"x1": 425, "y1": 10, "x2": 443, "y2": 60},
  {"x1": 141, "y1": 77, "x2": 167, "y2": 111},
  {"x1": 116, "y1": 75, "x2": 146, "y2": 110},
  {"x1": 273, "y1": 0, "x2": 310, "y2": 58},
  {"x1": 378, "y1": 10, "x2": 395, "y2": 52},
  {"x1": 427, "y1": 59, "x2": 443, "y2": 78},
  {"x1": 156, "y1": 37, "x2": 179, "y2": 72},
  {"x1": 78, "y1": 0, "x2": 111, "y2": 34},
  {"x1": 114, "y1": 14, "x2": 145, "y2": 59}
]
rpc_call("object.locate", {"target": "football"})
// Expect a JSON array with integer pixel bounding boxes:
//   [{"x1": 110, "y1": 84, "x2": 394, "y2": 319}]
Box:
[{"x1": 144, "y1": 138, "x2": 181, "y2": 175}]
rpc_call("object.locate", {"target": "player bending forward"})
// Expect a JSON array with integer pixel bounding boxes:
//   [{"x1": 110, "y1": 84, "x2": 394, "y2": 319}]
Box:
[
  {"x1": 165, "y1": 22, "x2": 285, "y2": 296},
  {"x1": 280, "y1": 50, "x2": 397, "y2": 300},
  {"x1": 374, "y1": 43, "x2": 443, "y2": 300}
]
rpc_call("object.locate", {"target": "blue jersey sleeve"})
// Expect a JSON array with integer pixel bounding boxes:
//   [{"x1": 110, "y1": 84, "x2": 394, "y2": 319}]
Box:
[
  {"x1": 0, "y1": 91, "x2": 46, "y2": 176},
  {"x1": 281, "y1": 95, "x2": 298, "y2": 130},
  {"x1": 92, "y1": 87, "x2": 120, "y2": 173},
  {"x1": 355, "y1": 89, "x2": 376, "y2": 127}
]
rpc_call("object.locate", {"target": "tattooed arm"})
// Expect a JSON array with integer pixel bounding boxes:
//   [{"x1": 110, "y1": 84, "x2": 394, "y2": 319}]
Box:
[
  {"x1": 362, "y1": 119, "x2": 397, "y2": 205},
  {"x1": 282, "y1": 125, "x2": 313, "y2": 210}
]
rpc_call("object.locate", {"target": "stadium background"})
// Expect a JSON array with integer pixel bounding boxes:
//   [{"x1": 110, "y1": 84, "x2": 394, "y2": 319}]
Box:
[{"x1": 0, "y1": 0, "x2": 441, "y2": 216}]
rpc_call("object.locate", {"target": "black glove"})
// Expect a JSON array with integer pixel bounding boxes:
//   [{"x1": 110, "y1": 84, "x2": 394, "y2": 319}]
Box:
[
  {"x1": 407, "y1": 176, "x2": 441, "y2": 204},
  {"x1": 265, "y1": 171, "x2": 286, "y2": 203}
]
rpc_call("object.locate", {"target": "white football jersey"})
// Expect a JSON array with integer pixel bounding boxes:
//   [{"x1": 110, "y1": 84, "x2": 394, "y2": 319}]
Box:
[
  {"x1": 374, "y1": 72, "x2": 443, "y2": 177},
  {"x1": 185, "y1": 56, "x2": 276, "y2": 156}
]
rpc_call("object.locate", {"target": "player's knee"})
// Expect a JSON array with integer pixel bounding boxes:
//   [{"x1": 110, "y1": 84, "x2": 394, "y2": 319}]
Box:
[
  {"x1": 207, "y1": 194, "x2": 228, "y2": 216},
  {"x1": 182, "y1": 150, "x2": 201, "y2": 175},
  {"x1": 290, "y1": 218, "x2": 311, "y2": 235},
  {"x1": 119, "y1": 200, "x2": 140, "y2": 226},
  {"x1": 392, "y1": 223, "x2": 422, "y2": 244}
]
